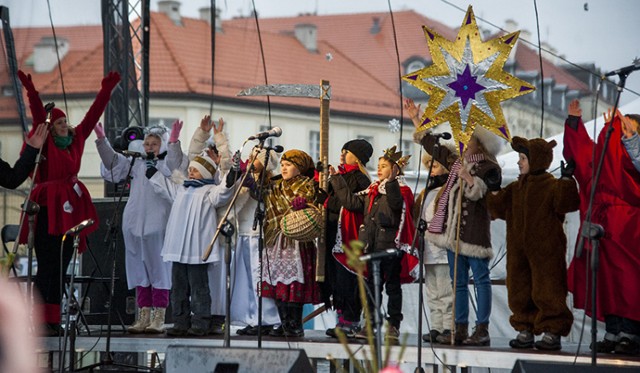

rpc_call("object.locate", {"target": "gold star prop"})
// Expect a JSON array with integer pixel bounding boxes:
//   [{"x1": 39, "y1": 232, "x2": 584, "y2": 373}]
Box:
[{"x1": 403, "y1": 5, "x2": 535, "y2": 154}]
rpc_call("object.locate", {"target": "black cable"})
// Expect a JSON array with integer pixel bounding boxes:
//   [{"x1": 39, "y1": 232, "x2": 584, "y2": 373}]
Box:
[
  {"x1": 386, "y1": 0, "x2": 404, "y2": 145},
  {"x1": 533, "y1": 0, "x2": 545, "y2": 137},
  {"x1": 251, "y1": 0, "x2": 273, "y2": 130},
  {"x1": 45, "y1": 0, "x2": 69, "y2": 116},
  {"x1": 209, "y1": 0, "x2": 217, "y2": 117}
]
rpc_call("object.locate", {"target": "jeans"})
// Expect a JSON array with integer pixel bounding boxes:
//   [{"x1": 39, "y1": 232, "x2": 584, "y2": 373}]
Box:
[
  {"x1": 171, "y1": 262, "x2": 211, "y2": 330},
  {"x1": 447, "y1": 250, "x2": 491, "y2": 325}
]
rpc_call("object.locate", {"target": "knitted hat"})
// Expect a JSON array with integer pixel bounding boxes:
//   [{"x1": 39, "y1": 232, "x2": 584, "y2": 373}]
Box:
[
  {"x1": 281, "y1": 149, "x2": 314, "y2": 178},
  {"x1": 189, "y1": 154, "x2": 217, "y2": 179},
  {"x1": 50, "y1": 108, "x2": 66, "y2": 123},
  {"x1": 342, "y1": 139, "x2": 374, "y2": 166},
  {"x1": 511, "y1": 136, "x2": 556, "y2": 174},
  {"x1": 252, "y1": 147, "x2": 280, "y2": 172}
]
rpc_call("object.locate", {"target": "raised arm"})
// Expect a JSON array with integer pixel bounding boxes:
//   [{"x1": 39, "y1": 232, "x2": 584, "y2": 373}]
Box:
[{"x1": 74, "y1": 71, "x2": 121, "y2": 140}]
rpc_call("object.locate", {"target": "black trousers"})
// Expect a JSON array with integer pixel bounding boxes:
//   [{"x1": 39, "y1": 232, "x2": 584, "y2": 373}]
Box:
[
  {"x1": 34, "y1": 207, "x2": 75, "y2": 306},
  {"x1": 366, "y1": 254, "x2": 403, "y2": 329}
]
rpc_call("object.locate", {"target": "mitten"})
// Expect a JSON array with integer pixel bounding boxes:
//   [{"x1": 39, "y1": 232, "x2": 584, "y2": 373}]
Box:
[
  {"x1": 291, "y1": 196, "x2": 308, "y2": 211},
  {"x1": 561, "y1": 159, "x2": 576, "y2": 179},
  {"x1": 484, "y1": 168, "x2": 502, "y2": 192},
  {"x1": 101, "y1": 71, "x2": 121, "y2": 91}
]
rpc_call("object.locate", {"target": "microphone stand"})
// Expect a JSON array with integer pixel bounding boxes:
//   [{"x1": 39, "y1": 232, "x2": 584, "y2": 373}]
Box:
[
  {"x1": 574, "y1": 71, "x2": 630, "y2": 366},
  {"x1": 77, "y1": 155, "x2": 159, "y2": 372},
  {"x1": 60, "y1": 234, "x2": 81, "y2": 372}
]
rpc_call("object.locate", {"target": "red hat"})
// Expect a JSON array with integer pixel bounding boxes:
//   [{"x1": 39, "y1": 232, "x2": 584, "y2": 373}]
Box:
[{"x1": 50, "y1": 108, "x2": 66, "y2": 123}]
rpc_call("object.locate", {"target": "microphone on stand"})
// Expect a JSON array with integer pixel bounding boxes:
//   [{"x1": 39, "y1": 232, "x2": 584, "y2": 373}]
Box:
[
  {"x1": 432, "y1": 132, "x2": 452, "y2": 140},
  {"x1": 264, "y1": 145, "x2": 284, "y2": 153},
  {"x1": 359, "y1": 248, "x2": 403, "y2": 262},
  {"x1": 248, "y1": 127, "x2": 283, "y2": 141},
  {"x1": 44, "y1": 102, "x2": 55, "y2": 124},
  {"x1": 603, "y1": 60, "x2": 640, "y2": 77},
  {"x1": 65, "y1": 219, "x2": 95, "y2": 236},
  {"x1": 120, "y1": 150, "x2": 156, "y2": 160}
]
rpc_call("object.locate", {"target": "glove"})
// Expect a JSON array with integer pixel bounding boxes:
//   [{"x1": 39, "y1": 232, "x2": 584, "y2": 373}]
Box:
[
  {"x1": 291, "y1": 196, "x2": 308, "y2": 211},
  {"x1": 94, "y1": 122, "x2": 106, "y2": 139},
  {"x1": 101, "y1": 71, "x2": 121, "y2": 91},
  {"x1": 18, "y1": 70, "x2": 37, "y2": 93},
  {"x1": 225, "y1": 150, "x2": 243, "y2": 188},
  {"x1": 560, "y1": 159, "x2": 575, "y2": 179},
  {"x1": 169, "y1": 119, "x2": 183, "y2": 143},
  {"x1": 484, "y1": 168, "x2": 502, "y2": 192}
]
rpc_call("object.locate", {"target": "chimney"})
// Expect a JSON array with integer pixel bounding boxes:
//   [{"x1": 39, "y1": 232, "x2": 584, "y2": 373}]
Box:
[
  {"x1": 370, "y1": 17, "x2": 381, "y2": 35},
  {"x1": 158, "y1": 0, "x2": 182, "y2": 26},
  {"x1": 294, "y1": 23, "x2": 317, "y2": 52},
  {"x1": 199, "y1": 7, "x2": 222, "y2": 32},
  {"x1": 33, "y1": 36, "x2": 69, "y2": 73}
]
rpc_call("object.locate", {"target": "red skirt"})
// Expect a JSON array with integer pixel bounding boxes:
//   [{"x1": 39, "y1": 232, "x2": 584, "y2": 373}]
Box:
[{"x1": 261, "y1": 242, "x2": 321, "y2": 304}]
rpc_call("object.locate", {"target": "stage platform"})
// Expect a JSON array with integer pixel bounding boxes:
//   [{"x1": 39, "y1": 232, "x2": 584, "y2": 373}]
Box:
[{"x1": 40, "y1": 329, "x2": 640, "y2": 372}]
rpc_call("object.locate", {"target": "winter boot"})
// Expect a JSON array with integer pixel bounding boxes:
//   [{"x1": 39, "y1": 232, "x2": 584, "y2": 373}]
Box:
[
  {"x1": 284, "y1": 303, "x2": 304, "y2": 337},
  {"x1": 271, "y1": 301, "x2": 288, "y2": 337},
  {"x1": 463, "y1": 323, "x2": 490, "y2": 346},
  {"x1": 509, "y1": 330, "x2": 534, "y2": 349},
  {"x1": 145, "y1": 308, "x2": 166, "y2": 334},
  {"x1": 437, "y1": 324, "x2": 467, "y2": 345},
  {"x1": 128, "y1": 307, "x2": 151, "y2": 334}
]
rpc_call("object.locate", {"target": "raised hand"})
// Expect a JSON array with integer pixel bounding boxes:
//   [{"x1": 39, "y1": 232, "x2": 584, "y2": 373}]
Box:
[
  {"x1": 169, "y1": 119, "x2": 183, "y2": 143},
  {"x1": 568, "y1": 99, "x2": 582, "y2": 117},
  {"x1": 213, "y1": 117, "x2": 225, "y2": 134},
  {"x1": 101, "y1": 71, "x2": 121, "y2": 91},
  {"x1": 25, "y1": 123, "x2": 48, "y2": 149},
  {"x1": 17, "y1": 70, "x2": 36, "y2": 93},
  {"x1": 200, "y1": 115, "x2": 213, "y2": 133},
  {"x1": 403, "y1": 98, "x2": 422, "y2": 128},
  {"x1": 389, "y1": 163, "x2": 399, "y2": 180},
  {"x1": 604, "y1": 108, "x2": 614, "y2": 124},
  {"x1": 328, "y1": 164, "x2": 338, "y2": 176},
  {"x1": 94, "y1": 122, "x2": 106, "y2": 139},
  {"x1": 560, "y1": 159, "x2": 576, "y2": 179},
  {"x1": 621, "y1": 113, "x2": 639, "y2": 139}
]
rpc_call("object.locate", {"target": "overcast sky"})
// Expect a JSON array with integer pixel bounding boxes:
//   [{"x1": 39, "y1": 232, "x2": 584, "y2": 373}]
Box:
[{"x1": 3, "y1": 0, "x2": 640, "y2": 104}]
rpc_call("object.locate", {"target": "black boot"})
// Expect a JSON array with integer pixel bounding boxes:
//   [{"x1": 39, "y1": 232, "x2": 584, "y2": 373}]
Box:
[
  {"x1": 271, "y1": 300, "x2": 288, "y2": 337},
  {"x1": 285, "y1": 303, "x2": 304, "y2": 337}
]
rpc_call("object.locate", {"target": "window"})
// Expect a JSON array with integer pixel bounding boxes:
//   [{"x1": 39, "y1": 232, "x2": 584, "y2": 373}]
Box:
[{"x1": 309, "y1": 130, "x2": 320, "y2": 161}]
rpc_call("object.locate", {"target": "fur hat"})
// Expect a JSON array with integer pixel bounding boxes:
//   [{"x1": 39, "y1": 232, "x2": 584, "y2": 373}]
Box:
[
  {"x1": 189, "y1": 154, "x2": 217, "y2": 179},
  {"x1": 511, "y1": 136, "x2": 556, "y2": 174},
  {"x1": 472, "y1": 126, "x2": 505, "y2": 156},
  {"x1": 50, "y1": 108, "x2": 66, "y2": 123},
  {"x1": 281, "y1": 149, "x2": 314, "y2": 178},
  {"x1": 252, "y1": 147, "x2": 280, "y2": 172},
  {"x1": 342, "y1": 139, "x2": 374, "y2": 166}
]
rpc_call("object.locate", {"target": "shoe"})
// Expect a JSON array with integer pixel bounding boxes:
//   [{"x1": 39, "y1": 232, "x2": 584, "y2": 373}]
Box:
[
  {"x1": 270, "y1": 325, "x2": 285, "y2": 337},
  {"x1": 145, "y1": 307, "x2": 166, "y2": 334},
  {"x1": 237, "y1": 325, "x2": 272, "y2": 336},
  {"x1": 590, "y1": 338, "x2": 617, "y2": 353},
  {"x1": 509, "y1": 330, "x2": 534, "y2": 349},
  {"x1": 187, "y1": 327, "x2": 208, "y2": 337},
  {"x1": 355, "y1": 326, "x2": 372, "y2": 340},
  {"x1": 127, "y1": 307, "x2": 152, "y2": 334},
  {"x1": 385, "y1": 326, "x2": 400, "y2": 343},
  {"x1": 166, "y1": 326, "x2": 189, "y2": 337},
  {"x1": 327, "y1": 323, "x2": 360, "y2": 339},
  {"x1": 283, "y1": 324, "x2": 305, "y2": 338},
  {"x1": 422, "y1": 329, "x2": 441, "y2": 343},
  {"x1": 437, "y1": 324, "x2": 467, "y2": 345},
  {"x1": 209, "y1": 321, "x2": 225, "y2": 335},
  {"x1": 463, "y1": 323, "x2": 490, "y2": 346},
  {"x1": 614, "y1": 337, "x2": 640, "y2": 356},
  {"x1": 534, "y1": 332, "x2": 561, "y2": 351}
]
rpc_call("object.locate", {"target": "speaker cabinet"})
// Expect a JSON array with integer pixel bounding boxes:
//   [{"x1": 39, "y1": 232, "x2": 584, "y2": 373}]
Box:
[
  {"x1": 165, "y1": 346, "x2": 314, "y2": 373},
  {"x1": 512, "y1": 360, "x2": 638, "y2": 373}
]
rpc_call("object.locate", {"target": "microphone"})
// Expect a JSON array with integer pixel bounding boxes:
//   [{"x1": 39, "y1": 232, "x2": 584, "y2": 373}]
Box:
[
  {"x1": 120, "y1": 150, "x2": 156, "y2": 160},
  {"x1": 264, "y1": 145, "x2": 284, "y2": 153},
  {"x1": 44, "y1": 102, "x2": 55, "y2": 124},
  {"x1": 248, "y1": 127, "x2": 283, "y2": 141},
  {"x1": 604, "y1": 61, "x2": 640, "y2": 77},
  {"x1": 433, "y1": 132, "x2": 452, "y2": 140},
  {"x1": 359, "y1": 248, "x2": 403, "y2": 262},
  {"x1": 65, "y1": 219, "x2": 94, "y2": 236}
]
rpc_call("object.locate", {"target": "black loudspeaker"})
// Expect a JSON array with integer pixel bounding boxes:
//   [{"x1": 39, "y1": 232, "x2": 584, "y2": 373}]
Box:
[
  {"x1": 165, "y1": 346, "x2": 314, "y2": 373},
  {"x1": 512, "y1": 360, "x2": 638, "y2": 373},
  {"x1": 80, "y1": 198, "x2": 135, "y2": 326}
]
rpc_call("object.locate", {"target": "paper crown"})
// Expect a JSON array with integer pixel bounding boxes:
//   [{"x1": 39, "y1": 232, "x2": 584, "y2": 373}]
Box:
[{"x1": 382, "y1": 145, "x2": 411, "y2": 169}]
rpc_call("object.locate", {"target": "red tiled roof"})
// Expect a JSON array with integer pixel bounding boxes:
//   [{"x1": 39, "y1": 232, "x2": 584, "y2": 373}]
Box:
[{"x1": 514, "y1": 42, "x2": 590, "y2": 91}]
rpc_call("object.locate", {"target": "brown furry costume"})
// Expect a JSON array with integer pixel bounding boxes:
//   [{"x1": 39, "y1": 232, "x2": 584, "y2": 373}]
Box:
[{"x1": 487, "y1": 137, "x2": 580, "y2": 336}]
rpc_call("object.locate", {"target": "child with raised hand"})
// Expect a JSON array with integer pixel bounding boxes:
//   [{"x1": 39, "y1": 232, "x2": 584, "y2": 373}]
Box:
[
  {"x1": 324, "y1": 139, "x2": 373, "y2": 339},
  {"x1": 95, "y1": 120, "x2": 183, "y2": 334},
  {"x1": 149, "y1": 137, "x2": 241, "y2": 337},
  {"x1": 413, "y1": 151, "x2": 454, "y2": 344},
  {"x1": 487, "y1": 137, "x2": 579, "y2": 351},
  {"x1": 330, "y1": 146, "x2": 417, "y2": 343}
]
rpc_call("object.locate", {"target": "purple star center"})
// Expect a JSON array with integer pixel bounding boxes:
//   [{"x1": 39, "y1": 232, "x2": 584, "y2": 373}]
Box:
[{"x1": 447, "y1": 65, "x2": 485, "y2": 109}]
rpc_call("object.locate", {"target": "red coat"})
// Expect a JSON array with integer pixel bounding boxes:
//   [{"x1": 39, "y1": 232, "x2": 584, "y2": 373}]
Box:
[
  {"x1": 19, "y1": 83, "x2": 114, "y2": 252},
  {"x1": 563, "y1": 115, "x2": 640, "y2": 321}
]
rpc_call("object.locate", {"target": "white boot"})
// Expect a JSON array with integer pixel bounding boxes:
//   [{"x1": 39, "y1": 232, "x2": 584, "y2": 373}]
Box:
[
  {"x1": 127, "y1": 307, "x2": 151, "y2": 334},
  {"x1": 145, "y1": 307, "x2": 166, "y2": 334}
]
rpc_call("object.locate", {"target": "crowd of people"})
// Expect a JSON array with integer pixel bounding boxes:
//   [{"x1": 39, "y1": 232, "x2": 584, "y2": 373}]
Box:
[{"x1": 1, "y1": 71, "x2": 639, "y2": 358}]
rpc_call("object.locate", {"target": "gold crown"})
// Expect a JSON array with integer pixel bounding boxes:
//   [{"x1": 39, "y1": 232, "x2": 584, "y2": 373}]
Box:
[{"x1": 382, "y1": 145, "x2": 411, "y2": 169}]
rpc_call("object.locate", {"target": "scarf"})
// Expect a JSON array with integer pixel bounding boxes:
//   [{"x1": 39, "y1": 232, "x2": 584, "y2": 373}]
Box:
[
  {"x1": 183, "y1": 178, "x2": 216, "y2": 188},
  {"x1": 428, "y1": 153, "x2": 485, "y2": 234},
  {"x1": 53, "y1": 135, "x2": 73, "y2": 149}
]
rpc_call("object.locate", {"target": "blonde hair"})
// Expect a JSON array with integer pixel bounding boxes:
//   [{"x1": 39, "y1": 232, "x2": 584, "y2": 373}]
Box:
[{"x1": 356, "y1": 159, "x2": 372, "y2": 181}]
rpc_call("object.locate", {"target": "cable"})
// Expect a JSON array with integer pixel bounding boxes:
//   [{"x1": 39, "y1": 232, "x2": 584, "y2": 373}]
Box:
[
  {"x1": 45, "y1": 0, "x2": 69, "y2": 117},
  {"x1": 386, "y1": 0, "x2": 405, "y2": 145},
  {"x1": 251, "y1": 0, "x2": 273, "y2": 130},
  {"x1": 533, "y1": 0, "x2": 545, "y2": 137},
  {"x1": 208, "y1": 0, "x2": 217, "y2": 117}
]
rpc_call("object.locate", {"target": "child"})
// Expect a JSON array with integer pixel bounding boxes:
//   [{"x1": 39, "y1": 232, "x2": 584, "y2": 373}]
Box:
[
  {"x1": 487, "y1": 137, "x2": 580, "y2": 350},
  {"x1": 95, "y1": 121, "x2": 183, "y2": 334},
  {"x1": 259, "y1": 149, "x2": 322, "y2": 337},
  {"x1": 330, "y1": 146, "x2": 417, "y2": 342},
  {"x1": 413, "y1": 152, "x2": 454, "y2": 343},
  {"x1": 150, "y1": 143, "x2": 239, "y2": 336},
  {"x1": 325, "y1": 139, "x2": 373, "y2": 338}
]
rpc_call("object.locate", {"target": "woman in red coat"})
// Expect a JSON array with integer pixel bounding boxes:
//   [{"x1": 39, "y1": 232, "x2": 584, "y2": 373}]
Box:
[
  {"x1": 18, "y1": 70, "x2": 120, "y2": 336},
  {"x1": 564, "y1": 99, "x2": 640, "y2": 356}
]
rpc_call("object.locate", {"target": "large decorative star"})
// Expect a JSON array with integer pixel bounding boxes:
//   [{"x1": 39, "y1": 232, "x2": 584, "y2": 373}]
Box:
[{"x1": 403, "y1": 5, "x2": 535, "y2": 154}]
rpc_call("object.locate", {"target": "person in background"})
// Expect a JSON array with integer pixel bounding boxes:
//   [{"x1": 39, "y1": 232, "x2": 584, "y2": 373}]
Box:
[{"x1": 0, "y1": 123, "x2": 47, "y2": 189}]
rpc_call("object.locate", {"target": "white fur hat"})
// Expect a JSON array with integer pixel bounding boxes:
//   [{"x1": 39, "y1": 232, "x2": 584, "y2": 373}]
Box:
[
  {"x1": 472, "y1": 126, "x2": 506, "y2": 156},
  {"x1": 252, "y1": 147, "x2": 280, "y2": 172}
]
